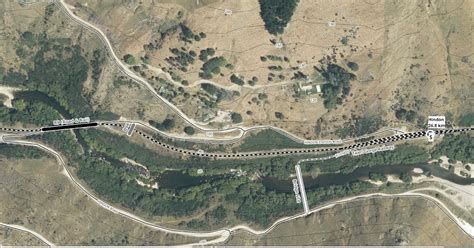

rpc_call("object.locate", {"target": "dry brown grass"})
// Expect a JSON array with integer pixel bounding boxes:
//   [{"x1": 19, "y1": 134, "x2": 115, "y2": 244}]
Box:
[
  {"x1": 0, "y1": 157, "x2": 203, "y2": 245},
  {"x1": 225, "y1": 196, "x2": 472, "y2": 246},
  {"x1": 63, "y1": 0, "x2": 473, "y2": 138},
  {"x1": 0, "y1": 226, "x2": 46, "y2": 246}
]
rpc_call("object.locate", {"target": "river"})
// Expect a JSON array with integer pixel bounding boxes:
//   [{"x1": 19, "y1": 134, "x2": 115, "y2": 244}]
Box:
[{"x1": 262, "y1": 163, "x2": 473, "y2": 193}]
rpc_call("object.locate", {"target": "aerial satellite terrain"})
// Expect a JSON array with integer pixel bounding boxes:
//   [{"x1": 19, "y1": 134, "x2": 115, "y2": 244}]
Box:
[{"x1": 0, "y1": 0, "x2": 473, "y2": 246}]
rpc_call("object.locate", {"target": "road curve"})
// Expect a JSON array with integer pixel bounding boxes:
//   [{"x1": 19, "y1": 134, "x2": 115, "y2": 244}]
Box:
[
  {"x1": 52, "y1": 0, "x2": 399, "y2": 144},
  {"x1": 227, "y1": 192, "x2": 474, "y2": 240},
  {"x1": 2, "y1": 136, "x2": 472, "y2": 245},
  {"x1": 2, "y1": 136, "x2": 230, "y2": 246},
  {"x1": 0, "y1": 222, "x2": 55, "y2": 247}
]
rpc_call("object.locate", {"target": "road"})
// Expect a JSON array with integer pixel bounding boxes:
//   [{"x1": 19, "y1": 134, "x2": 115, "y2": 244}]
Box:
[
  {"x1": 1, "y1": 132, "x2": 473, "y2": 245},
  {"x1": 228, "y1": 192, "x2": 474, "y2": 239},
  {"x1": 0, "y1": 222, "x2": 55, "y2": 246},
  {"x1": 2, "y1": 136, "x2": 231, "y2": 246},
  {"x1": 52, "y1": 0, "x2": 412, "y2": 145},
  {"x1": 1, "y1": 121, "x2": 472, "y2": 159}
]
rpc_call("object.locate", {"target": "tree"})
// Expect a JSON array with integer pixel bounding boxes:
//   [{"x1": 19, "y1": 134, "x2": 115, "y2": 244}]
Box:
[
  {"x1": 231, "y1": 112, "x2": 242, "y2": 123},
  {"x1": 347, "y1": 61, "x2": 359, "y2": 71},
  {"x1": 211, "y1": 206, "x2": 227, "y2": 221},
  {"x1": 123, "y1": 54, "x2": 136, "y2": 65},
  {"x1": 230, "y1": 74, "x2": 244, "y2": 85},
  {"x1": 275, "y1": 112, "x2": 284, "y2": 119},
  {"x1": 399, "y1": 172, "x2": 412, "y2": 183},
  {"x1": 258, "y1": 0, "x2": 299, "y2": 35},
  {"x1": 184, "y1": 126, "x2": 195, "y2": 135}
]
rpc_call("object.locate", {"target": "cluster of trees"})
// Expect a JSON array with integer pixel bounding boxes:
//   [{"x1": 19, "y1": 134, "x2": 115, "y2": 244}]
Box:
[
  {"x1": 34, "y1": 127, "x2": 398, "y2": 227},
  {"x1": 199, "y1": 48, "x2": 215, "y2": 62},
  {"x1": 459, "y1": 113, "x2": 474, "y2": 126},
  {"x1": 0, "y1": 98, "x2": 62, "y2": 126},
  {"x1": 336, "y1": 116, "x2": 383, "y2": 138},
  {"x1": 369, "y1": 172, "x2": 387, "y2": 182},
  {"x1": 0, "y1": 144, "x2": 48, "y2": 159},
  {"x1": 395, "y1": 108, "x2": 417, "y2": 122},
  {"x1": 166, "y1": 47, "x2": 196, "y2": 71},
  {"x1": 258, "y1": 0, "x2": 299, "y2": 35},
  {"x1": 149, "y1": 118, "x2": 175, "y2": 131},
  {"x1": 90, "y1": 49, "x2": 105, "y2": 85},
  {"x1": 306, "y1": 144, "x2": 429, "y2": 174},
  {"x1": 431, "y1": 134, "x2": 473, "y2": 163},
  {"x1": 319, "y1": 64, "x2": 356, "y2": 109},
  {"x1": 306, "y1": 181, "x2": 374, "y2": 206},
  {"x1": 199, "y1": 56, "x2": 226, "y2": 79},
  {"x1": 179, "y1": 24, "x2": 205, "y2": 43},
  {"x1": 3, "y1": 35, "x2": 120, "y2": 121}
]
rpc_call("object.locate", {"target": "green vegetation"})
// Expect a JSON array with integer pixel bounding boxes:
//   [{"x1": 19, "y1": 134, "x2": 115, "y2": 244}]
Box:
[
  {"x1": 179, "y1": 24, "x2": 201, "y2": 43},
  {"x1": 231, "y1": 112, "x2": 242, "y2": 124},
  {"x1": 199, "y1": 56, "x2": 226, "y2": 79},
  {"x1": 21, "y1": 31, "x2": 36, "y2": 48},
  {"x1": 0, "y1": 98, "x2": 61, "y2": 126},
  {"x1": 236, "y1": 129, "x2": 322, "y2": 152},
  {"x1": 347, "y1": 61, "x2": 359, "y2": 71},
  {"x1": 184, "y1": 126, "x2": 195, "y2": 135},
  {"x1": 149, "y1": 118, "x2": 175, "y2": 131},
  {"x1": 368, "y1": 172, "x2": 387, "y2": 182},
  {"x1": 0, "y1": 144, "x2": 48, "y2": 159},
  {"x1": 90, "y1": 49, "x2": 105, "y2": 85},
  {"x1": 258, "y1": 0, "x2": 299, "y2": 35},
  {"x1": 319, "y1": 64, "x2": 356, "y2": 109},
  {"x1": 306, "y1": 144, "x2": 429, "y2": 174},
  {"x1": 167, "y1": 48, "x2": 195, "y2": 71},
  {"x1": 395, "y1": 108, "x2": 417, "y2": 122},
  {"x1": 399, "y1": 172, "x2": 412, "y2": 183},
  {"x1": 230, "y1": 74, "x2": 244, "y2": 85},
  {"x1": 29, "y1": 128, "x2": 396, "y2": 227},
  {"x1": 201, "y1": 83, "x2": 219, "y2": 95},
  {"x1": 274, "y1": 112, "x2": 284, "y2": 119},
  {"x1": 459, "y1": 112, "x2": 474, "y2": 126},
  {"x1": 306, "y1": 181, "x2": 374, "y2": 206},
  {"x1": 200, "y1": 83, "x2": 234, "y2": 104},
  {"x1": 123, "y1": 54, "x2": 136, "y2": 65},
  {"x1": 431, "y1": 134, "x2": 473, "y2": 163},
  {"x1": 336, "y1": 116, "x2": 383, "y2": 138},
  {"x1": 198, "y1": 48, "x2": 215, "y2": 62}
]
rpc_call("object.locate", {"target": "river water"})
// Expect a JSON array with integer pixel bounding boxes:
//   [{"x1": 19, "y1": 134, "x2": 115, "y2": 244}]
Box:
[{"x1": 261, "y1": 163, "x2": 473, "y2": 193}]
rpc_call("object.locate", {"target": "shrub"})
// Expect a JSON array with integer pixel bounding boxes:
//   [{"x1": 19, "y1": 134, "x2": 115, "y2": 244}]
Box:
[
  {"x1": 231, "y1": 112, "x2": 243, "y2": 123},
  {"x1": 184, "y1": 126, "x2": 195, "y2": 135},
  {"x1": 123, "y1": 54, "x2": 136, "y2": 65},
  {"x1": 347, "y1": 61, "x2": 359, "y2": 71},
  {"x1": 230, "y1": 74, "x2": 244, "y2": 85},
  {"x1": 275, "y1": 112, "x2": 284, "y2": 119}
]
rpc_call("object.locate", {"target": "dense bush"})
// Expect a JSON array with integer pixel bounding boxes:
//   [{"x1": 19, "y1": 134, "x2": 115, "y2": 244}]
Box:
[
  {"x1": 184, "y1": 126, "x2": 195, "y2": 135},
  {"x1": 431, "y1": 134, "x2": 473, "y2": 163},
  {"x1": 123, "y1": 54, "x2": 136, "y2": 65},
  {"x1": 231, "y1": 112, "x2": 243, "y2": 123},
  {"x1": 347, "y1": 61, "x2": 359, "y2": 71},
  {"x1": 319, "y1": 64, "x2": 356, "y2": 109},
  {"x1": 149, "y1": 118, "x2": 175, "y2": 131},
  {"x1": 230, "y1": 74, "x2": 244, "y2": 85}
]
